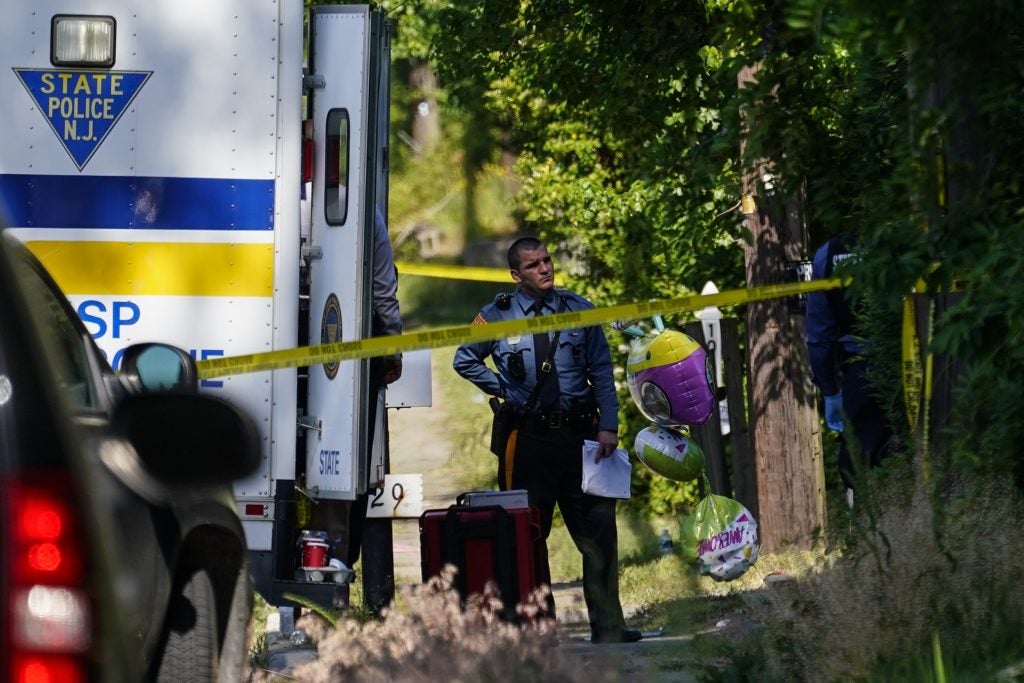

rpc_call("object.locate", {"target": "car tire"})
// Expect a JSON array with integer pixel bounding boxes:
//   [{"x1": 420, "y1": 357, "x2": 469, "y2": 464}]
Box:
[{"x1": 156, "y1": 568, "x2": 219, "y2": 682}]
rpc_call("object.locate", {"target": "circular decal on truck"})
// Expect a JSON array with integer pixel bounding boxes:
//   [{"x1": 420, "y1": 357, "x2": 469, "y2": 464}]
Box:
[{"x1": 321, "y1": 293, "x2": 342, "y2": 380}]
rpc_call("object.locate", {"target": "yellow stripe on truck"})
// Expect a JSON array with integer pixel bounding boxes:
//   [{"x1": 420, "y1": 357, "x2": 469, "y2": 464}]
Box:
[{"x1": 25, "y1": 241, "x2": 274, "y2": 297}]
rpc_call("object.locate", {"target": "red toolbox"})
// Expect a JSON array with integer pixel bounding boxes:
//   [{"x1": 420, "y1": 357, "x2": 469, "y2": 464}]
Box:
[{"x1": 419, "y1": 501, "x2": 549, "y2": 616}]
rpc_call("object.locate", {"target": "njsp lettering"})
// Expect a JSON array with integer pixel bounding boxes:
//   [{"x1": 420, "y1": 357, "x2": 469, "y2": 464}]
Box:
[
  {"x1": 104, "y1": 346, "x2": 224, "y2": 390},
  {"x1": 76, "y1": 299, "x2": 225, "y2": 388},
  {"x1": 78, "y1": 300, "x2": 140, "y2": 339}
]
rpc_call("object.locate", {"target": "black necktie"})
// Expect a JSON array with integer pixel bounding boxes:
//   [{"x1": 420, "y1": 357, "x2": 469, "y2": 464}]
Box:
[{"x1": 531, "y1": 302, "x2": 560, "y2": 407}]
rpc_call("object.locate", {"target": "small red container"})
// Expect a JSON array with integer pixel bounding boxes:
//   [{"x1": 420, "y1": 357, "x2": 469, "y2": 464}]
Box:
[{"x1": 302, "y1": 539, "x2": 329, "y2": 568}]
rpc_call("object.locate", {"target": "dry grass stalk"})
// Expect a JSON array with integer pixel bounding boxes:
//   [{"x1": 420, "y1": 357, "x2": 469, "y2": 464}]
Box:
[
  {"x1": 257, "y1": 565, "x2": 621, "y2": 683},
  {"x1": 747, "y1": 473, "x2": 1024, "y2": 681}
]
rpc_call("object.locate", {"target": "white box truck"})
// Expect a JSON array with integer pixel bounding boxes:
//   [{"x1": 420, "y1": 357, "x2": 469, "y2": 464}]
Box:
[{"x1": 0, "y1": 1, "x2": 426, "y2": 608}]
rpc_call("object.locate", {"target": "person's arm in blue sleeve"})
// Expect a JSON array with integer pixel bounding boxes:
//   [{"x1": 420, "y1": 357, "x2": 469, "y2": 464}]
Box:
[
  {"x1": 372, "y1": 207, "x2": 402, "y2": 337},
  {"x1": 805, "y1": 242, "x2": 840, "y2": 396},
  {"x1": 582, "y1": 311, "x2": 619, "y2": 459},
  {"x1": 371, "y1": 207, "x2": 403, "y2": 383},
  {"x1": 453, "y1": 339, "x2": 503, "y2": 397},
  {"x1": 805, "y1": 240, "x2": 845, "y2": 431},
  {"x1": 585, "y1": 324, "x2": 619, "y2": 433}
]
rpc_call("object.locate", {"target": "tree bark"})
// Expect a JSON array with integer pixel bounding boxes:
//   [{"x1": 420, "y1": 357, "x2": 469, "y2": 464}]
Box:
[
  {"x1": 408, "y1": 60, "x2": 440, "y2": 150},
  {"x1": 738, "y1": 63, "x2": 825, "y2": 552}
]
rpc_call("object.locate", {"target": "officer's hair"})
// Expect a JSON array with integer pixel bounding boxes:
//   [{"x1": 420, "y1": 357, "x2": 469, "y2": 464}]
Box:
[{"x1": 507, "y1": 236, "x2": 544, "y2": 270}]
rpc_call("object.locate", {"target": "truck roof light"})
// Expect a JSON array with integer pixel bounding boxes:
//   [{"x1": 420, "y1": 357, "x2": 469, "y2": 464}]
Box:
[{"x1": 51, "y1": 15, "x2": 116, "y2": 68}]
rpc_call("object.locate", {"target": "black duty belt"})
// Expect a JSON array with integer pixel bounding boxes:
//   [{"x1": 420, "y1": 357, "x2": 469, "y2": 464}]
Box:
[{"x1": 525, "y1": 408, "x2": 598, "y2": 431}]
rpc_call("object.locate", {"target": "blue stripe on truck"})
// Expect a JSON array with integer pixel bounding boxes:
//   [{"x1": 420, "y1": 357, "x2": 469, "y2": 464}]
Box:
[{"x1": 0, "y1": 174, "x2": 274, "y2": 230}]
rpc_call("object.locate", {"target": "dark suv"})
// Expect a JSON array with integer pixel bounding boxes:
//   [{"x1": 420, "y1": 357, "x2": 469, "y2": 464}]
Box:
[{"x1": 0, "y1": 229, "x2": 260, "y2": 681}]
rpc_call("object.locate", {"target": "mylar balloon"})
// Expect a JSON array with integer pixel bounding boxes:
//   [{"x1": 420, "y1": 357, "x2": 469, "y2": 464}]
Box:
[
  {"x1": 626, "y1": 330, "x2": 715, "y2": 426},
  {"x1": 633, "y1": 426, "x2": 705, "y2": 482},
  {"x1": 679, "y1": 494, "x2": 759, "y2": 582}
]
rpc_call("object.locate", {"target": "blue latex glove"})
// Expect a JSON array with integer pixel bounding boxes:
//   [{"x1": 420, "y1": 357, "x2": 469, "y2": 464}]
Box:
[{"x1": 824, "y1": 392, "x2": 844, "y2": 432}]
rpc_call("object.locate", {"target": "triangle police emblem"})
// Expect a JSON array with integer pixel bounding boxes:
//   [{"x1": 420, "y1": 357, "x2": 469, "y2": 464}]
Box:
[{"x1": 14, "y1": 68, "x2": 152, "y2": 171}]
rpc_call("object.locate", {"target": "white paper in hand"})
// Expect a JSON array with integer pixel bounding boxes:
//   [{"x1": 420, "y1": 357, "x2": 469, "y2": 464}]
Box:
[{"x1": 581, "y1": 440, "x2": 632, "y2": 499}]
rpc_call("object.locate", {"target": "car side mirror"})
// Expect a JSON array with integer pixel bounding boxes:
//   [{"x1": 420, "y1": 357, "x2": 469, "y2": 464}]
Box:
[
  {"x1": 107, "y1": 393, "x2": 260, "y2": 492},
  {"x1": 119, "y1": 343, "x2": 199, "y2": 393}
]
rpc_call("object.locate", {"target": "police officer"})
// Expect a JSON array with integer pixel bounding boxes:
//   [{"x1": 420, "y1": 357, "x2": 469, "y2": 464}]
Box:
[
  {"x1": 805, "y1": 233, "x2": 896, "y2": 500},
  {"x1": 453, "y1": 236, "x2": 641, "y2": 644}
]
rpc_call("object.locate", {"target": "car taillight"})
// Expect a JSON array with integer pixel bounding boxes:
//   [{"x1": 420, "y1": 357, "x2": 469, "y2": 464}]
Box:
[
  {"x1": 4, "y1": 476, "x2": 92, "y2": 683},
  {"x1": 13, "y1": 655, "x2": 85, "y2": 683}
]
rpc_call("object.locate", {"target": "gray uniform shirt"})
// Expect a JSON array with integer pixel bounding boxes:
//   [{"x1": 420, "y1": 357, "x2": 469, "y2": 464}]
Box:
[{"x1": 371, "y1": 207, "x2": 402, "y2": 338}]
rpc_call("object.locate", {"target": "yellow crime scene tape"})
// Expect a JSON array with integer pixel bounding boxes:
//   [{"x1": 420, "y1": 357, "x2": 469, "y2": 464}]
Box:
[
  {"x1": 901, "y1": 297, "x2": 925, "y2": 433},
  {"x1": 395, "y1": 261, "x2": 565, "y2": 286},
  {"x1": 380, "y1": 174, "x2": 958, "y2": 446},
  {"x1": 900, "y1": 278, "x2": 966, "y2": 461},
  {"x1": 197, "y1": 277, "x2": 844, "y2": 379}
]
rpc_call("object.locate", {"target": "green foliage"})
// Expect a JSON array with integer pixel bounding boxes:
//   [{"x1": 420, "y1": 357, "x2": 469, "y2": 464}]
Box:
[
  {"x1": 422, "y1": 0, "x2": 745, "y2": 303},
  {"x1": 759, "y1": 0, "x2": 1024, "y2": 486},
  {"x1": 391, "y1": 0, "x2": 1024, "y2": 543},
  {"x1": 344, "y1": 2, "x2": 1024, "y2": 676}
]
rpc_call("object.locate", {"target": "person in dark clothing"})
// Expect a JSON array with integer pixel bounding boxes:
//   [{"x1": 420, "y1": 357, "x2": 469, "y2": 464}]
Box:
[
  {"x1": 805, "y1": 233, "x2": 896, "y2": 499},
  {"x1": 453, "y1": 236, "x2": 641, "y2": 644}
]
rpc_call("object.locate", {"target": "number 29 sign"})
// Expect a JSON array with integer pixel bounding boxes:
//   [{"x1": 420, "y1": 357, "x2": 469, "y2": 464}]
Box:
[{"x1": 365, "y1": 474, "x2": 424, "y2": 519}]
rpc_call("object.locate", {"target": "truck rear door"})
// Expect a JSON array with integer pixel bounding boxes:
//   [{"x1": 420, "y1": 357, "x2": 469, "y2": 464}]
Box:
[{"x1": 304, "y1": 5, "x2": 389, "y2": 500}]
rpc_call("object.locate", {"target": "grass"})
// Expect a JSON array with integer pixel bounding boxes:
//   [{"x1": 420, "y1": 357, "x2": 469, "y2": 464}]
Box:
[
  {"x1": 397, "y1": 275, "x2": 508, "y2": 330},
  {"x1": 427, "y1": 345, "x2": 497, "y2": 493},
  {"x1": 687, "y1": 464, "x2": 1024, "y2": 682}
]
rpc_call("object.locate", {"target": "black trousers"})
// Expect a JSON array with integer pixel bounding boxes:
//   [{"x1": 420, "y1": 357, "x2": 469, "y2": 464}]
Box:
[
  {"x1": 838, "y1": 357, "x2": 898, "y2": 490},
  {"x1": 501, "y1": 425, "x2": 626, "y2": 636}
]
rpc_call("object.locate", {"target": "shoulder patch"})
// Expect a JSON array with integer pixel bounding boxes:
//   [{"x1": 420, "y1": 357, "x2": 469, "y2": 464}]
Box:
[{"x1": 472, "y1": 313, "x2": 487, "y2": 326}]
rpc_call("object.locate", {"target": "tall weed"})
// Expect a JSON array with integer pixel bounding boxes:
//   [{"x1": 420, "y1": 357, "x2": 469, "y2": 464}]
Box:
[
  {"x1": 723, "y1": 469, "x2": 1024, "y2": 681},
  {"x1": 259, "y1": 566, "x2": 620, "y2": 683}
]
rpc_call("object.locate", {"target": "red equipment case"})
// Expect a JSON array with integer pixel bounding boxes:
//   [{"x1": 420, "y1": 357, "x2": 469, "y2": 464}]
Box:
[{"x1": 419, "y1": 502, "x2": 549, "y2": 617}]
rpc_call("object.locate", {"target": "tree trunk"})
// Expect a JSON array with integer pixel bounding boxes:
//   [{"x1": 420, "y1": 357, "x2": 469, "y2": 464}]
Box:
[
  {"x1": 408, "y1": 60, "x2": 440, "y2": 150},
  {"x1": 738, "y1": 63, "x2": 825, "y2": 552}
]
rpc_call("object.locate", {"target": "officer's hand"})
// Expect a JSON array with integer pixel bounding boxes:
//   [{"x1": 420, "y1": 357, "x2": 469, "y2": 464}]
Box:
[
  {"x1": 382, "y1": 356, "x2": 403, "y2": 385},
  {"x1": 824, "y1": 392, "x2": 844, "y2": 432},
  {"x1": 594, "y1": 430, "x2": 619, "y2": 461}
]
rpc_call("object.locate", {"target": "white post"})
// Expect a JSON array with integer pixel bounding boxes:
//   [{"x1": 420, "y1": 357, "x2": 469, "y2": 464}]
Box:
[
  {"x1": 698, "y1": 281, "x2": 730, "y2": 436},
  {"x1": 697, "y1": 281, "x2": 724, "y2": 387}
]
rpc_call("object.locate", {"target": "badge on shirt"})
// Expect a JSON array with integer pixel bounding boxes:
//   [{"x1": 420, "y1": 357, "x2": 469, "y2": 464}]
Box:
[{"x1": 506, "y1": 336, "x2": 521, "y2": 346}]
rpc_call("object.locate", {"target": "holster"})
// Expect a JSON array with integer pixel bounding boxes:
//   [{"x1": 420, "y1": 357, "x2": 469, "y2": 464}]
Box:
[{"x1": 489, "y1": 398, "x2": 519, "y2": 457}]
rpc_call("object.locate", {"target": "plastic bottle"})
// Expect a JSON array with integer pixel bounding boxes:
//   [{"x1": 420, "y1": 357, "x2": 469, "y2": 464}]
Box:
[
  {"x1": 659, "y1": 529, "x2": 674, "y2": 556},
  {"x1": 278, "y1": 606, "x2": 294, "y2": 636}
]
